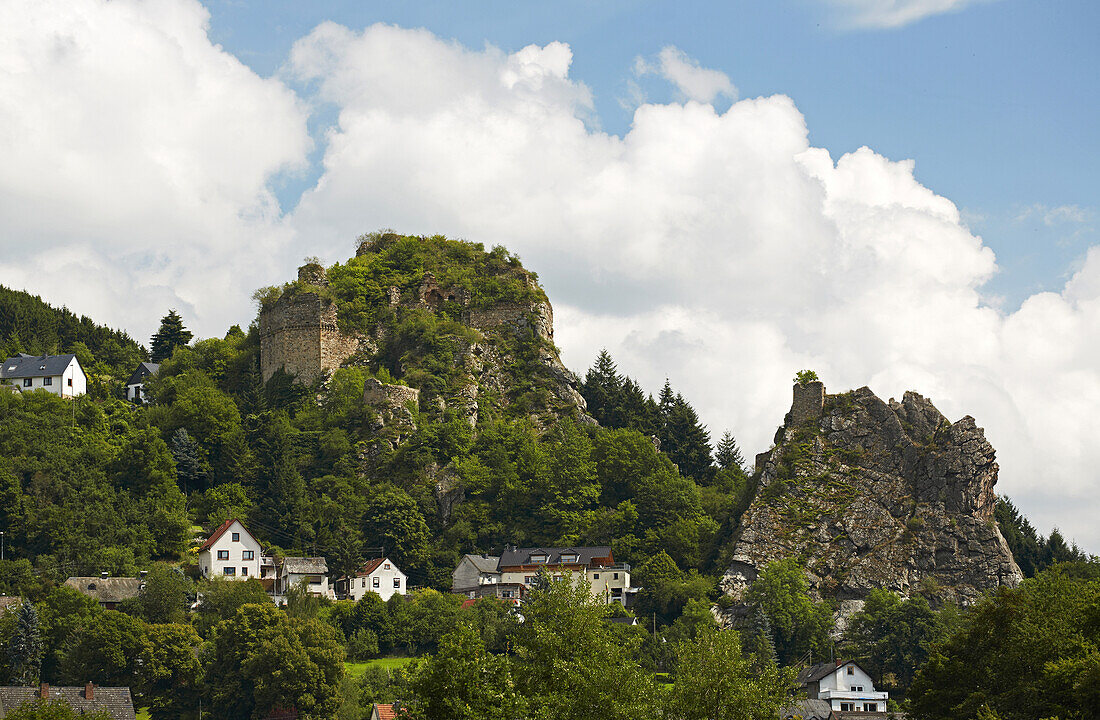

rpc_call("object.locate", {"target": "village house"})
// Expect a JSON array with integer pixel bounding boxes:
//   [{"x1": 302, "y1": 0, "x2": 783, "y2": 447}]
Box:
[
  {"x1": 344, "y1": 557, "x2": 407, "y2": 602},
  {"x1": 0, "y1": 353, "x2": 87, "y2": 398},
  {"x1": 0, "y1": 683, "x2": 136, "y2": 720},
  {"x1": 452, "y1": 553, "x2": 526, "y2": 602},
  {"x1": 496, "y1": 546, "x2": 639, "y2": 606},
  {"x1": 64, "y1": 574, "x2": 145, "y2": 610},
  {"x1": 198, "y1": 519, "x2": 263, "y2": 580},
  {"x1": 795, "y1": 660, "x2": 889, "y2": 714},
  {"x1": 124, "y1": 361, "x2": 159, "y2": 403},
  {"x1": 275, "y1": 556, "x2": 332, "y2": 600}
]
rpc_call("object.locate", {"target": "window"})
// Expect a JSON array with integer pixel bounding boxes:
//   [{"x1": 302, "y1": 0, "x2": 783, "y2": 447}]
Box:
[
  {"x1": 394, "y1": 578, "x2": 401, "y2": 588},
  {"x1": 373, "y1": 577, "x2": 380, "y2": 588},
  {"x1": 232, "y1": 532, "x2": 240, "y2": 542},
  {"x1": 217, "y1": 550, "x2": 230, "y2": 560},
  {"x1": 613, "y1": 573, "x2": 619, "y2": 580},
  {"x1": 23, "y1": 379, "x2": 31, "y2": 388},
  {"x1": 864, "y1": 704, "x2": 877, "y2": 712},
  {"x1": 525, "y1": 576, "x2": 535, "y2": 585},
  {"x1": 241, "y1": 567, "x2": 248, "y2": 576},
  {"x1": 501, "y1": 590, "x2": 513, "y2": 598},
  {"x1": 840, "y1": 703, "x2": 854, "y2": 712},
  {"x1": 243, "y1": 550, "x2": 254, "y2": 560},
  {"x1": 67, "y1": 378, "x2": 72, "y2": 386},
  {"x1": 384, "y1": 563, "x2": 391, "y2": 569},
  {"x1": 592, "y1": 573, "x2": 600, "y2": 579},
  {"x1": 531, "y1": 554, "x2": 547, "y2": 563},
  {"x1": 223, "y1": 567, "x2": 236, "y2": 576},
  {"x1": 361, "y1": 579, "x2": 366, "y2": 588},
  {"x1": 847, "y1": 666, "x2": 854, "y2": 675},
  {"x1": 851, "y1": 686, "x2": 863, "y2": 692},
  {"x1": 43, "y1": 377, "x2": 52, "y2": 386},
  {"x1": 560, "y1": 553, "x2": 577, "y2": 563}
]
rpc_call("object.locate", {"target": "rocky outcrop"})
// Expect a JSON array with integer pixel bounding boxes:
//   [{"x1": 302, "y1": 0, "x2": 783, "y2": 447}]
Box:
[{"x1": 721, "y1": 383, "x2": 1022, "y2": 610}]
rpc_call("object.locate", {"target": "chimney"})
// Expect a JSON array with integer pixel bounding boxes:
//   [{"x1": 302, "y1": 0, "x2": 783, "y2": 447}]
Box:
[
  {"x1": 39, "y1": 683, "x2": 48, "y2": 699},
  {"x1": 836, "y1": 658, "x2": 843, "y2": 667},
  {"x1": 85, "y1": 682, "x2": 94, "y2": 700}
]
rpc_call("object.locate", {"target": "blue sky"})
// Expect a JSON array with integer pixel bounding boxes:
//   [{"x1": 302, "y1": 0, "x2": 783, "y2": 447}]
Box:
[{"x1": 203, "y1": 0, "x2": 1099, "y2": 307}]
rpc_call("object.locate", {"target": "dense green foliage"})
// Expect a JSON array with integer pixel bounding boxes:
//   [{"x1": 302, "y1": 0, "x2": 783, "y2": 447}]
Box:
[
  {"x1": 150, "y1": 310, "x2": 193, "y2": 363},
  {"x1": 908, "y1": 565, "x2": 1100, "y2": 720},
  {"x1": 994, "y1": 496, "x2": 1089, "y2": 577}
]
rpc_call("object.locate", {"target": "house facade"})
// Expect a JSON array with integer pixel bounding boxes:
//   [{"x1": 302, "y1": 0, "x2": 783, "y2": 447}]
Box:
[
  {"x1": 124, "y1": 362, "x2": 159, "y2": 403},
  {"x1": 452, "y1": 554, "x2": 501, "y2": 594},
  {"x1": 497, "y1": 546, "x2": 638, "y2": 605},
  {"x1": 347, "y1": 558, "x2": 407, "y2": 602},
  {"x1": 276, "y1": 557, "x2": 332, "y2": 599},
  {"x1": 1, "y1": 353, "x2": 87, "y2": 398},
  {"x1": 796, "y1": 661, "x2": 889, "y2": 714},
  {"x1": 198, "y1": 519, "x2": 263, "y2": 580}
]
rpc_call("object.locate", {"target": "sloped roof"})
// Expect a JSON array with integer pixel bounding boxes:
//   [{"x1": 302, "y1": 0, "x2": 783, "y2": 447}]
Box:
[
  {"x1": 781, "y1": 699, "x2": 833, "y2": 720},
  {"x1": 497, "y1": 546, "x2": 613, "y2": 568},
  {"x1": 124, "y1": 362, "x2": 160, "y2": 386},
  {"x1": 64, "y1": 577, "x2": 143, "y2": 605},
  {"x1": 795, "y1": 660, "x2": 866, "y2": 685},
  {"x1": 373, "y1": 703, "x2": 398, "y2": 720},
  {"x1": 0, "y1": 685, "x2": 136, "y2": 720},
  {"x1": 0, "y1": 354, "x2": 79, "y2": 380},
  {"x1": 282, "y1": 557, "x2": 327, "y2": 575},
  {"x1": 355, "y1": 558, "x2": 403, "y2": 577},
  {"x1": 462, "y1": 554, "x2": 500, "y2": 574},
  {"x1": 199, "y1": 518, "x2": 254, "y2": 551}
]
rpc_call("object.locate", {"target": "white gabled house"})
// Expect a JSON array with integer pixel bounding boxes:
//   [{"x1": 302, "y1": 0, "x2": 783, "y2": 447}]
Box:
[
  {"x1": 346, "y1": 558, "x2": 407, "y2": 602},
  {"x1": 124, "y1": 362, "x2": 159, "y2": 404},
  {"x1": 0, "y1": 353, "x2": 87, "y2": 398},
  {"x1": 795, "y1": 660, "x2": 889, "y2": 714},
  {"x1": 197, "y1": 519, "x2": 262, "y2": 580}
]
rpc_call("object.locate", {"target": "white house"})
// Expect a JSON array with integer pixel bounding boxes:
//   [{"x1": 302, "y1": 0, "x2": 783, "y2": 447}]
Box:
[
  {"x1": 197, "y1": 519, "x2": 262, "y2": 580},
  {"x1": 795, "y1": 660, "x2": 889, "y2": 714},
  {"x1": 124, "y1": 362, "x2": 159, "y2": 403},
  {"x1": 347, "y1": 558, "x2": 407, "y2": 602},
  {"x1": 497, "y1": 546, "x2": 638, "y2": 606},
  {"x1": 0, "y1": 353, "x2": 87, "y2": 398},
  {"x1": 276, "y1": 557, "x2": 333, "y2": 600}
]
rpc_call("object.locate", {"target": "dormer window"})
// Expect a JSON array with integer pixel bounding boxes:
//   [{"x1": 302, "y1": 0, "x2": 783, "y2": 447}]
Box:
[
  {"x1": 531, "y1": 554, "x2": 547, "y2": 563},
  {"x1": 560, "y1": 553, "x2": 577, "y2": 563}
]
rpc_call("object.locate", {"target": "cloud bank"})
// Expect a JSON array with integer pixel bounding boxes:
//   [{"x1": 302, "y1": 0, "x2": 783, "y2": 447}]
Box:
[{"x1": 1, "y1": 3, "x2": 1096, "y2": 549}]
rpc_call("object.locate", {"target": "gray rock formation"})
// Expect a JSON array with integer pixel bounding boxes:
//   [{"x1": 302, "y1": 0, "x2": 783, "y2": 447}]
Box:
[{"x1": 721, "y1": 383, "x2": 1022, "y2": 609}]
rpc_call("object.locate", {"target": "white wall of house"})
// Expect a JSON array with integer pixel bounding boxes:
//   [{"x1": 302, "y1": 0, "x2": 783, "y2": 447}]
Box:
[
  {"x1": 198, "y1": 520, "x2": 262, "y2": 580},
  {"x1": 819, "y1": 663, "x2": 888, "y2": 712},
  {"x1": 452, "y1": 555, "x2": 500, "y2": 591},
  {"x1": 125, "y1": 383, "x2": 146, "y2": 403},
  {"x1": 499, "y1": 564, "x2": 634, "y2": 604},
  {"x1": 8, "y1": 358, "x2": 86, "y2": 398},
  {"x1": 349, "y1": 559, "x2": 407, "y2": 602}
]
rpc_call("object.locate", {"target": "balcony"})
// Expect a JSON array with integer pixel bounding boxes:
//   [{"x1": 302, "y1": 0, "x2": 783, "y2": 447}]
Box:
[{"x1": 819, "y1": 689, "x2": 889, "y2": 702}]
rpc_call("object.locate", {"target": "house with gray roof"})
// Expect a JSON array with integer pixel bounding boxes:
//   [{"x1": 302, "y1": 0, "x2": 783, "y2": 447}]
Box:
[
  {"x1": 495, "y1": 545, "x2": 638, "y2": 606},
  {"x1": 275, "y1": 556, "x2": 332, "y2": 601},
  {"x1": 0, "y1": 683, "x2": 135, "y2": 720},
  {"x1": 0, "y1": 353, "x2": 86, "y2": 398},
  {"x1": 64, "y1": 576, "x2": 144, "y2": 610},
  {"x1": 795, "y1": 660, "x2": 888, "y2": 715},
  {"x1": 452, "y1": 553, "x2": 501, "y2": 593},
  {"x1": 124, "y1": 361, "x2": 159, "y2": 403}
]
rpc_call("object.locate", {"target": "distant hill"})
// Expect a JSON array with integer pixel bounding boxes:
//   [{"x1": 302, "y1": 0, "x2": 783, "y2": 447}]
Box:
[{"x1": 0, "y1": 284, "x2": 145, "y2": 376}]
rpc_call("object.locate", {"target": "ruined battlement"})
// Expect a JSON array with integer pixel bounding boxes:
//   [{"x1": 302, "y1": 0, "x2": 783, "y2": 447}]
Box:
[
  {"x1": 790, "y1": 380, "x2": 825, "y2": 424},
  {"x1": 258, "y1": 288, "x2": 358, "y2": 383},
  {"x1": 467, "y1": 300, "x2": 554, "y2": 343},
  {"x1": 363, "y1": 378, "x2": 420, "y2": 410}
]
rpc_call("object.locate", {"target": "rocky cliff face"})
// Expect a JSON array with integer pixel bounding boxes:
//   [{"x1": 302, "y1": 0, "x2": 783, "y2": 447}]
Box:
[{"x1": 722, "y1": 382, "x2": 1022, "y2": 612}]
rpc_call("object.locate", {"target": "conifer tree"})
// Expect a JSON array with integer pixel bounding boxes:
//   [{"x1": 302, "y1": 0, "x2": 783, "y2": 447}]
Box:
[
  {"x1": 715, "y1": 431, "x2": 746, "y2": 472},
  {"x1": 581, "y1": 349, "x2": 623, "y2": 427},
  {"x1": 170, "y1": 428, "x2": 208, "y2": 494},
  {"x1": 659, "y1": 392, "x2": 715, "y2": 482},
  {"x1": 150, "y1": 309, "x2": 193, "y2": 361},
  {"x1": 7, "y1": 601, "x2": 44, "y2": 684}
]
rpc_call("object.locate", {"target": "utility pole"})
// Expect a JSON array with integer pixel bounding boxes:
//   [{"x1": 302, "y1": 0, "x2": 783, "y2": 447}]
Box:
[{"x1": 1, "y1": 531, "x2": 4, "y2": 561}]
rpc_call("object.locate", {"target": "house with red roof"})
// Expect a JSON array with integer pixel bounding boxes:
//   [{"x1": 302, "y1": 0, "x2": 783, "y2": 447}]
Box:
[
  {"x1": 197, "y1": 519, "x2": 263, "y2": 580},
  {"x1": 370, "y1": 703, "x2": 399, "y2": 720},
  {"x1": 343, "y1": 557, "x2": 407, "y2": 602}
]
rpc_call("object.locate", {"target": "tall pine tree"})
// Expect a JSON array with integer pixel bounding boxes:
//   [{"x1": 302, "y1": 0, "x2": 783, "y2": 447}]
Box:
[
  {"x1": 715, "y1": 431, "x2": 746, "y2": 472},
  {"x1": 581, "y1": 349, "x2": 623, "y2": 427},
  {"x1": 7, "y1": 601, "x2": 43, "y2": 684},
  {"x1": 150, "y1": 309, "x2": 193, "y2": 361}
]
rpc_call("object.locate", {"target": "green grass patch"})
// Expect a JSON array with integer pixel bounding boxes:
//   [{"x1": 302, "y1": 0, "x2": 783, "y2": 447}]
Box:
[{"x1": 345, "y1": 656, "x2": 418, "y2": 678}]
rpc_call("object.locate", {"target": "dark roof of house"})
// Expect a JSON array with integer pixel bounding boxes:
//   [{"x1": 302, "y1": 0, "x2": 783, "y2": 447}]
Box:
[
  {"x1": 63, "y1": 578, "x2": 143, "y2": 605},
  {"x1": 282, "y1": 557, "x2": 327, "y2": 575},
  {"x1": 498, "y1": 546, "x2": 613, "y2": 568},
  {"x1": 781, "y1": 699, "x2": 833, "y2": 720},
  {"x1": 0, "y1": 597, "x2": 22, "y2": 614},
  {"x1": 461, "y1": 554, "x2": 501, "y2": 574},
  {"x1": 199, "y1": 518, "x2": 253, "y2": 551},
  {"x1": 0, "y1": 354, "x2": 79, "y2": 380},
  {"x1": 796, "y1": 661, "x2": 863, "y2": 685},
  {"x1": 124, "y1": 362, "x2": 160, "y2": 386},
  {"x1": 0, "y1": 685, "x2": 136, "y2": 720}
]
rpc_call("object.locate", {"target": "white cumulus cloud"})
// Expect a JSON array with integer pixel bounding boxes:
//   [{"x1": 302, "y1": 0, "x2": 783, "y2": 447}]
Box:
[
  {"x1": 0, "y1": 0, "x2": 311, "y2": 341},
  {"x1": 634, "y1": 46, "x2": 737, "y2": 104}
]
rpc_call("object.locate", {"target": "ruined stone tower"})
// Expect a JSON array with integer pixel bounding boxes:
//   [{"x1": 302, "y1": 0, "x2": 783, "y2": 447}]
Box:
[{"x1": 258, "y1": 264, "x2": 359, "y2": 383}]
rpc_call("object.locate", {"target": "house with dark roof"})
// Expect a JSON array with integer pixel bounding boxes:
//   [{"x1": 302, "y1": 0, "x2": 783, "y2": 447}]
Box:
[
  {"x1": 0, "y1": 683, "x2": 136, "y2": 720},
  {"x1": 497, "y1": 546, "x2": 638, "y2": 606},
  {"x1": 0, "y1": 353, "x2": 86, "y2": 398},
  {"x1": 275, "y1": 556, "x2": 332, "y2": 601},
  {"x1": 198, "y1": 519, "x2": 263, "y2": 580},
  {"x1": 452, "y1": 553, "x2": 501, "y2": 594},
  {"x1": 124, "y1": 361, "x2": 159, "y2": 403},
  {"x1": 795, "y1": 660, "x2": 888, "y2": 715},
  {"x1": 63, "y1": 576, "x2": 144, "y2": 610},
  {"x1": 344, "y1": 557, "x2": 407, "y2": 602}
]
